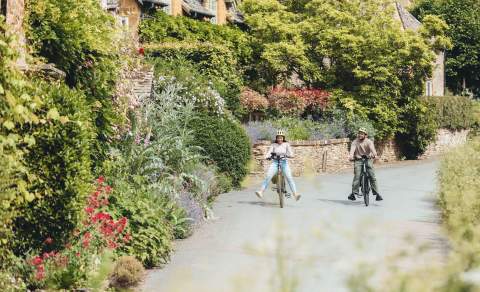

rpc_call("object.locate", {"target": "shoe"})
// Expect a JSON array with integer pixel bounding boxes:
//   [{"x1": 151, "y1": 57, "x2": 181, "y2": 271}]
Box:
[
  {"x1": 376, "y1": 194, "x2": 383, "y2": 201},
  {"x1": 293, "y1": 193, "x2": 301, "y2": 201},
  {"x1": 255, "y1": 191, "x2": 263, "y2": 199},
  {"x1": 348, "y1": 193, "x2": 356, "y2": 201}
]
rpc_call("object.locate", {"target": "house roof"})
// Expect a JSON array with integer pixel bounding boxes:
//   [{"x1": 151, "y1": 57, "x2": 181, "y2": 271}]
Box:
[
  {"x1": 228, "y1": 7, "x2": 244, "y2": 24},
  {"x1": 396, "y1": 2, "x2": 421, "y2": 31},
  {"x1": 182, "y1": 0, "x2": 216, "y2": 17},
  {"x1": 138, "y1": 0, "x2": 170, "y2": 6}
]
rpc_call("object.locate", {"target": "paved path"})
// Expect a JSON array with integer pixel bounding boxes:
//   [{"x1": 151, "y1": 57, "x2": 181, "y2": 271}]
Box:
[{"x1": 142, "y1": 160, "x2": 447, "y2": 292}]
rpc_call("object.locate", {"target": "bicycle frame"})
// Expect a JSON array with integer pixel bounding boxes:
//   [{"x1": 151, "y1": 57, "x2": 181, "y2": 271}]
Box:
[
  {"x1": 271, "y1": 155, "x2": 288, "y2": 208},
  {"x1": 358, "y1": 156, "x2": 371, "y2": 206}
]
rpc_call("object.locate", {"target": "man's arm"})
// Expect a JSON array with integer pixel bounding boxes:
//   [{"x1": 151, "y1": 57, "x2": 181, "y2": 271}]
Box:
[
  {"x1": 349, "y1": 140, "x2": 357, "y2": 160},
  {"x1": 369, "y1": 140, "x2": 377, "y2": 158}
]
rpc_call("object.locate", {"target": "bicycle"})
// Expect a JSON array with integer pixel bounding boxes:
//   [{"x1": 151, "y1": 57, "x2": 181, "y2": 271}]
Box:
[
  {"x1": 357, "y1": 155, "x2": 371, "y2": 206},
  {"x1": 269, "y1": 154, "x2": 290, "y2": 208}
]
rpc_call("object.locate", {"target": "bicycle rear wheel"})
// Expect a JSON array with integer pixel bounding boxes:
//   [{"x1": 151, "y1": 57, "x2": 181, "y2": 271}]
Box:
[
  {"x1": 277, "y1": 173, "x2": 285, "y2": 208},
  {"x1": 362, "y1": 174, "x2": 370, "y2": 206}
]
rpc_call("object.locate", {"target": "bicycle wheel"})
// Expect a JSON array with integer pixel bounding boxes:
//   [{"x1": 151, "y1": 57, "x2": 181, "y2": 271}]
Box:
[
  {"x1": 362, "y1": 174, "x2": 370, "y2": 206},
  {"x1": 277, "y1": 173, "x2": 285, "y2": 208}
]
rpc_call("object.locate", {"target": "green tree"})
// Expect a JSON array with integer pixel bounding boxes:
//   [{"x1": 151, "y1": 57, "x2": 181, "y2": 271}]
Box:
[
  {"x1": 241, "y1": 0, "x2": 314, "y2": 87},
  {"x1": 242, "y1": 0, "x2": 448, "y2": 142},
  {"x1": 412, "y1": 0, "x2": 480, "y2": 97}
]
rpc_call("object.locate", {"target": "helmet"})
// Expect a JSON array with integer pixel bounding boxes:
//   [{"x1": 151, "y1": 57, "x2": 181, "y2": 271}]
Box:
[
  {"x1": 276, "y1": 129, "x2": 286, "y2": 137},
  {"x1": 358, "y1": 127, "x2": 368, "y2": 135}
]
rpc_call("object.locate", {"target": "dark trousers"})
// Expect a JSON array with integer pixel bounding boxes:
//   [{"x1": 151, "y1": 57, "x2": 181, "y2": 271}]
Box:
[{"x1": 352, "y1": 159, "x2": 379, "y2": 195}]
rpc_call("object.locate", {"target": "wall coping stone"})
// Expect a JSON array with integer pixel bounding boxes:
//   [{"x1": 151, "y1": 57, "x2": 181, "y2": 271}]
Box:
[{"x1": 253, "y1": 138, "x2": 350, "y2": 147}]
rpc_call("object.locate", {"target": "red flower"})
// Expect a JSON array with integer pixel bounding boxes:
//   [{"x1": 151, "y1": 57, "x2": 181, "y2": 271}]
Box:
[
  {"x1": 82, "y1": 232, "x2": 92, "y2": 248},
  {"x1": 104, "y1": 185, "x2": 112, "y2": 194},
  {"x1": 97, "y1": 176, "x2": 105, "y2": 184},
  {"x1": 44, "y1": 237, "x2": 53, "y2": 245},
  {"x1": 35, "y1": 270, "x2": 45, "y2": 281},
  {"x1": 138, "y1": 47, "x2": 145, "y2": 55},
  {"x1": 123, "y1": 233, "x2": 131, "y2": 243},
  {"x1": 92, "y1": 212, "x2": 111, "y2": 223},
  {"x1": 107, "y1": 240, "x2": 118, "y2": 249},
  {"x1": 85, "y1": 207, "x2": 94, "y2": 214},
  {"x1": 75, "y1": 252, "x2": 81, "y2": 258},
  {"x1": 32, "y1": 256, "x2": 43, "y2": 266}
]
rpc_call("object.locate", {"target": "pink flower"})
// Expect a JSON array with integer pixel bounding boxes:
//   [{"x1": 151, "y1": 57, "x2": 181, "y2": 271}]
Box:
[
  {"x1": 123, "y1": 233, "x2": 131, "y2": 243},
  {"x1": 32, "y1": 256, "x2": 43, "y2": 266},
  {"x1": 85, "y1": 207, "x2": 94, "y2": 214},
  {"x1": 104, "y1": 185, "x2": 112, "y2": 194},
  {"x1": 44, "y1": 237, "x2": 53, "y2": 245},
  {"x1": 97, "y1": 176, "x2": 105, "y2": 184}
]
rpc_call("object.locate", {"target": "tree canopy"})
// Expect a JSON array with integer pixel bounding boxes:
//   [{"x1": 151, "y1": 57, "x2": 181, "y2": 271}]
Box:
[
  {"x1": 412, "y1": 0, "x2": 480, "y2": 97},
  {"x1": 241, "y1": 0, "x2": 449, "y2": 139}
]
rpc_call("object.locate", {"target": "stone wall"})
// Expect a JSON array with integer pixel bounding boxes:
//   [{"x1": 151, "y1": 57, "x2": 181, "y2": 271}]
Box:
[
  {"x1": 252, "y1": 138, "x2": 351, "y2": 177},
  {"x1": 4, "y1": 0, "x2": 26, "y2": 68},
  {"x1": 420, "y1": 128, "x2": 470, "y2": 159},
  {"x1": 251, "y1": 129, "x2": 470, "y2": 176}
]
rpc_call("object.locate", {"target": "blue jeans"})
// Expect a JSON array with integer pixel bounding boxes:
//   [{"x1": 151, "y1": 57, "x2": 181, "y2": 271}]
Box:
[{"x1": 260, "y1": 160, "x2": 297, "y2": 194}]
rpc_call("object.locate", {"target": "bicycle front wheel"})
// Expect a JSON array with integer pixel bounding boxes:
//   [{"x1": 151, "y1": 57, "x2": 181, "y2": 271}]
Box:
[
  {"x1": 362, "y1": 174, "x2": 370, "y2": 206},
  {"x1": 277, "y1": 173, "x2": 285, "y2": 208}
]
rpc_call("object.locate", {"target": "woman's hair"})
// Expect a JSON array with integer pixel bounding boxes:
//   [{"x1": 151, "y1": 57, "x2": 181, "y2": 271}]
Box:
[{"x1": 273, "y1": 135, "x2": 287, "y2": 143}]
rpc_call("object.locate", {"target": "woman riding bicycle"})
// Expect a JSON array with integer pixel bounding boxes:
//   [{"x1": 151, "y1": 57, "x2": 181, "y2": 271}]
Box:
[{"x1": 255, "y1": 130, "x2": 301, "y2": 201}]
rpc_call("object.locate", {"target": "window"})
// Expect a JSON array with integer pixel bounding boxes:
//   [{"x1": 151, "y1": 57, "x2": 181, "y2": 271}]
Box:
[
  {"x1": 162, "y1": 0, "x2": 172, "y2": 14},
  {"x1": 1, "y1": 0, "x2": 7, "y2": 18},
  {"x1": 209, "y1": 0, "x2": 217, "y2": 24},
  {"x1": 426, "y1": 80, "x2": 433, "y2": 96},
  {"x1": 119, "y1": 16, "x2": 129, "y2": 27}
]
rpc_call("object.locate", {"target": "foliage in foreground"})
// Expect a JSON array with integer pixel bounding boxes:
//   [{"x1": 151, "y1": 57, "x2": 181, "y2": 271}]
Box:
[{"x1": 348, "y1": 138, "x2": 480, "y2": 291}]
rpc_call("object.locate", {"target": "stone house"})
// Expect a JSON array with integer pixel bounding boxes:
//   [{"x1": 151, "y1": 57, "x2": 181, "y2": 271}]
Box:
[
  {"x1": 1, "y1": 0, "x2": 27, "y2": 68},
  {"x1": 394, "y1": 1, "x2": 445, "y2": 96},
  {"x1": 101, "y1": 0, "x2": 243, "y2": 37}
]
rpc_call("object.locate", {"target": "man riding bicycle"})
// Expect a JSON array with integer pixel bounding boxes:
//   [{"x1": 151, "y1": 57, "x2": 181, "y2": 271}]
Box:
[
  {"x1": 255, "y1": 130, "x2": 301, "y2": 201},
  {"x1": 348, "y1": 128, "x2": 383, "y2": 201}
]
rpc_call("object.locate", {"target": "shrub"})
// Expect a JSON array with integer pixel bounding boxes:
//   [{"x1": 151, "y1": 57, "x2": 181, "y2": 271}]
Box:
[
  {"x1": 12, "y1": 82, "x2": 95, "y2": 255},
  {"x1": 21, "y1": 178, "x2": 128, "y2": 290},
  {"x1": 106, "y1": 178, "x2": 174, "y2": 268},
  {"x1": 396, "y1": 99, "x2": 438, "y2": 159},
  {"x1": 268, "y1": 87, "x2": 307, "y2": 117},
  {"x1": 27, "y1": 0, "x2": 121, "y2": 163},
  {"x1": 152, "y1": 70, "x2": 226, "y2": 116},
  {"x1": 438, "y1": 138, "x2": 480, "y2": 239},
  {"x1": 139, "y1": 11, "x2": 252, "y2": 64},
  {"x1": 422, "y1": 95, "x2": 475, "y2": 130},
  {"x1": 109, "y1": 256, "x2": 144, "y2": 289},
  {"x1": 189, "y1": 113, "x2": 251, "y2": 187},
  {"x1": 145, "y1": 42, "x2": 243, "y2": 113},
  {"x1": 240, "y1": 87, "x2": 269, "y2": 112},
  {"x1": 244, "y1": 113, "x2": 371, "y2": 143}
]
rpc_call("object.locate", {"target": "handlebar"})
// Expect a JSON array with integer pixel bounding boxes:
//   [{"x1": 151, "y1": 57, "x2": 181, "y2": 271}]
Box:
[
  {"x1": 267, "y1": 154, "x2": 288, "y2": 161},
  {"x1": 354, "y1": 155, "x2": 373, "y2": 161}
]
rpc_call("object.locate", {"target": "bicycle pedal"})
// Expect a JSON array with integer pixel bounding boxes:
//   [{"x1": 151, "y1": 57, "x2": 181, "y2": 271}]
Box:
[{"x1": 285, "y1": 193, "x2": 291, "y2": 198}]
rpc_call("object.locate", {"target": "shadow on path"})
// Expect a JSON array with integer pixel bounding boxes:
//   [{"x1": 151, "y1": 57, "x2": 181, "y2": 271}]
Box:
[
  {"x1": 318, "y1": 198, "x2": 381, "y2": 207},
  {"x1": 237, "y1": 200, "x2": 279, "y2": 208}
]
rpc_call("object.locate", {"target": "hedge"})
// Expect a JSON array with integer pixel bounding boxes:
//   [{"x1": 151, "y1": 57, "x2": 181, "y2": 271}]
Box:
[
  {"x1": 422, "y1": 95, "x2": 475, "y2": 130},
  {"x1": 188, "y1": 113, "x2": 251, "y2": 187}
]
